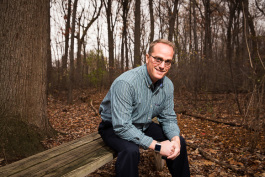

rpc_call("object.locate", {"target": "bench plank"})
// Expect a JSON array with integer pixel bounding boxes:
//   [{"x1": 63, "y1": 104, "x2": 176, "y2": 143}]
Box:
[
  {"x1": 0, "y1": 133, "x2": 115, "y2": 177},
  {"x1": 63, "y1": 147, "x2": 114, "y2": 177}
]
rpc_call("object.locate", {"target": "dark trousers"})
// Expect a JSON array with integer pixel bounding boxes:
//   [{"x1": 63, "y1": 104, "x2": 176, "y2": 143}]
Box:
[{"x1": 98, "y1": 121, "x2": 190, "y2": 177}]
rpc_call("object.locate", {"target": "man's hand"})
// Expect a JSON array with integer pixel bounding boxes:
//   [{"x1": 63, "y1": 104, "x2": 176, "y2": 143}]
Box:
[
  {"x1": 149, "y1": 136, "x2": 181, "y2": 160},
  {"x1": 167, "y1": 136, "x2": 181, "y2": 160},
  {"x1": 149, "y1": 140, "x2": 175, "y2": 157},
  {"x1": 159, "y1": 140, "x2": 176, "y2": 157}
]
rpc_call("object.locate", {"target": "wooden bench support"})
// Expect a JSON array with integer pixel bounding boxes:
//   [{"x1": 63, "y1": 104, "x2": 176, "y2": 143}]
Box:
[
  {"x1": 0, "y1": 133, "x2": 115, "y2": 177},
  {"x1": 153, "y1": 152, "x2": 166, "y2": 171}
]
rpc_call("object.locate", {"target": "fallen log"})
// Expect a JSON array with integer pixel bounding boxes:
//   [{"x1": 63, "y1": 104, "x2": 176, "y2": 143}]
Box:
[{"x1": 183, "y1": 112, "x2": 255, "y2": 131}]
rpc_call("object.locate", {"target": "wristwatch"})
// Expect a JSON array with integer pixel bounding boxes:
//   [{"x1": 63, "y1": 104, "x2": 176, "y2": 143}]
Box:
[{"x1": 155, "y1": 142, "x2": 161, "y2": 152}]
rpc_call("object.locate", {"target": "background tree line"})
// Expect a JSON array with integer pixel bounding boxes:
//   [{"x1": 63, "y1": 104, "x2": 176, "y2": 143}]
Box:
[
  {"x1": 0, "y1": 0, "x2": 264, "y2": 162},
  {"x1": 50, "y1": 0, "x2": 265, "y2": 132}
]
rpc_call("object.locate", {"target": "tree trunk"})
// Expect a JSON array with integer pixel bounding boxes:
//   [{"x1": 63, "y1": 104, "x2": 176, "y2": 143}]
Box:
[
  {"x1": 76, "y1": 18, "x2": 82, "y2": 87},
  {"x1": 62, "y1": 0, "x2": 72, "y2": 90},
  {"x1": 134, "y1": 0, "x2": 141, "y2": 67},
  {"x1": 192, "y1": 0, "x2": 199, "y2": 105},
  {"x1": 149, "y1": 0, "x2": 154, "y2": 43},
  {"x1": 121, "y1": 0, "x2": 129, "y2": 71},
  {"x1": 0, "y1": 0, "x2": 53, "y2": 161},
  {"x1": 83, "y1": 41, "x2": 88, "y2": 86},
  {"x1": 104, "y1": 0, "x2": 115, "y2": 84},
  {"x1": 203, "y1": 0, "x2": 212, "y2": 61},
  {"x1": 227, "y1": 1, "x2": 243, "y2": 115},
  {"x1": 47, "y1": 2, "x2": 53, "y2": 95},
  {"x1": 168, "y1": 0, "x2": 179, "y2": 42},
  {"x1": 68, "y1": 0, "x2": 78, "y2": 104}
]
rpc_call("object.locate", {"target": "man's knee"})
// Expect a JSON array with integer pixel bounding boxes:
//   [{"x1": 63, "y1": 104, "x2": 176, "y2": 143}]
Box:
[
  {"x1": 120, "y1": 145, "x2": 140, "y2": 157},
  {"x1": 179, "y1": 136, "x2": 186, "y2": 146},
  {"x1": 117, "y1": 145, "x2": 140, "y2": 166}
]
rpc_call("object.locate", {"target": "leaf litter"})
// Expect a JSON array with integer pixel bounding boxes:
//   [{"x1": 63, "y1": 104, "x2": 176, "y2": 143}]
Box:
[{"x1": 43, "y1": 89, "x2": 265, "y2": 177}]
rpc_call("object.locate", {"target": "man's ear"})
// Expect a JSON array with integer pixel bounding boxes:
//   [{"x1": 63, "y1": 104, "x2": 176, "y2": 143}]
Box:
[{"x1": 146, "y1": 54, "x2": 149, "y2": 63}]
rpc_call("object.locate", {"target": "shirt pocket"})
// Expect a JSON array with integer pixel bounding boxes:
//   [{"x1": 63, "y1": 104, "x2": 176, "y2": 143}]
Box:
[{"x1": 152, "y1": 101, "x2": 164, "y2": 117}]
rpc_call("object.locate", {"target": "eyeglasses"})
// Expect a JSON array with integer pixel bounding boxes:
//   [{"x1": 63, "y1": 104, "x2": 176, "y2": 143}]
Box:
[{"x1": 150, "y1": 55, "x2": 173, "y2": 67}]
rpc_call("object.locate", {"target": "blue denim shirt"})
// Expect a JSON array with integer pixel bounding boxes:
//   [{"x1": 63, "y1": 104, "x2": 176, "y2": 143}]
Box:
[{"x1": 99, "y1": 64, "x2": 180, "y2": 149}]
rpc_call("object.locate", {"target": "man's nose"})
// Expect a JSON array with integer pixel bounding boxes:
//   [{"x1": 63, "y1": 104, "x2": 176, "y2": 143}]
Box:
[{"x1": 159, "y1": 60, "x2": 165, "y2": 68}]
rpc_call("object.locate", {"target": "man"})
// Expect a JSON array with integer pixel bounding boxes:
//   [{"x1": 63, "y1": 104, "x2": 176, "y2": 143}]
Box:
[{"x1": 98, "y1": 39, "x2": 190, "y2": 177}]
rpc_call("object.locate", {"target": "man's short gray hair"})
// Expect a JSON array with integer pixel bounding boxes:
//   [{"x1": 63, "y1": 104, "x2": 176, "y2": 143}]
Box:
[{"x1": 148, "y1": 39, "x2": 175, "y2": 55}]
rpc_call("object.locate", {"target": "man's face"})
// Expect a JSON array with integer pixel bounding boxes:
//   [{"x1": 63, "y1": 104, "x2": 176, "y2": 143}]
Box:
[{"x1": 146, "y1": 43, "x2": 174, "y2": 83}]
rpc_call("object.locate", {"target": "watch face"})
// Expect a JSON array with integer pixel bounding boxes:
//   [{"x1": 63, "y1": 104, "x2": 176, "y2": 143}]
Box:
[{"x1": 155, "y1": 143, "x2": 161, "y2": 152}]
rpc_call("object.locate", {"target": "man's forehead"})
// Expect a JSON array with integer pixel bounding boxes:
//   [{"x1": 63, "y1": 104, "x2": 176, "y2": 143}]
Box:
[
  {"x1": 152, "y1": 43, "x2": 174, "y2": 57},
  {"x1": 153, "y1": 43, "x2": 174, "y2": 51}
]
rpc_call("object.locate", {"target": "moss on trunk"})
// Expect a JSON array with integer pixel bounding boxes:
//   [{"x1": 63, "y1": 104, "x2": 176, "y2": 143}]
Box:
[{"x1": 0, "y1": 116, "x2": 47, "y2": 164}]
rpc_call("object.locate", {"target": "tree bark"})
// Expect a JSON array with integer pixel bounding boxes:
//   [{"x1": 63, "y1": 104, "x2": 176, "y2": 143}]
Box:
[
  {"x1": 0, "y1": 0, "x2": 51, "y2": 131},
  {"x1": 68, "y1": 0, "x2": 78, "y2": 104},
  {"x1": 0, "y1": 0, "x2": 53, "y2": 160},
  {"x1": 192, "y1": 0, "x2": 199, "y2": 105},
  {"x1": 203, "y1": 0, "x2": 212, "y2": 61},
  {"x1": 149, "y1": 0, "x2": 154, "y2": 43},
  {"x1": 134, "y1": 0, "x2": 141, "y2": 67},
  {"x1": 47, "y1": 2, "x2": 53, "y2": 95},
  {"x1": 104, "y1": 0, "x2": 115, "y2": 84},
  {"x1": 121, "y1": 0, "x2": 129, "y2": 71},
  {"x1": 62, "y1": 0, "x2": 72, "y2": 90},
  {"x1": 168, "y1": 0, "x2": 179, "y2": 42}
]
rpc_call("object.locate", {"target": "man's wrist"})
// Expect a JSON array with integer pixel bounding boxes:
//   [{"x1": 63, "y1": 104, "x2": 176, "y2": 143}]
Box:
[
  {"x1": 171, "y1": 136, "x2": 180, "y2": 142},
  {"x1": 149, "y1": 140, "x2": 157, "y2": 150}
]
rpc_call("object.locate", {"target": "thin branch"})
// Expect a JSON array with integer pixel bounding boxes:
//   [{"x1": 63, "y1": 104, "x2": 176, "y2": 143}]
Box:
[
  {"x1": 255, "y1": 0, "x2": 265, "y2": 17},
  {"x1": 242, "y1": 2, "x2": 253, "y2": 69}
]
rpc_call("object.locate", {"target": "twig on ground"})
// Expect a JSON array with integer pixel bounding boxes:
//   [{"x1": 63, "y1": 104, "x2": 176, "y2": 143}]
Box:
[{"x1": 89, "y1": 99, "x2": 99, "y2": 116}]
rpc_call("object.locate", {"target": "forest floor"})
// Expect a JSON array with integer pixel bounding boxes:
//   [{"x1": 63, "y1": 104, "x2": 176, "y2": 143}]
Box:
[{"x1": 43, "y1": 88, "x2": 265, "y2": 177}]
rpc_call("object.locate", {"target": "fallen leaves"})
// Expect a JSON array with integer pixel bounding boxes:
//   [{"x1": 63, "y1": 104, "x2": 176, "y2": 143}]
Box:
[
  {"x1": 42, "y1": 89, "x2": 265, "y2": 176},
  {"x1": 43, "y1": 88, "x2": 107, "y2": 149}
]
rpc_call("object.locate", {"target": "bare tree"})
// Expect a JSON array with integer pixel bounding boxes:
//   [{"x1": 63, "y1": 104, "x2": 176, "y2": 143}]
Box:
[
  {"x1": 104, "y1": 0, "x2": 121, "y2": 83},
  {"x1": 149, "y1": 0, "x2": 154, "y2": 43},
  {"x1": 134, "y1": 0, "x2": 141, "y2": 67},
  {"x1": 104, "y1": 0, "x2": 115, "y2": 83},
  {"x1": 62, "y1": 0, "x2": 72, "y2": 90},
  {"x1": 68, "y1": 0, "x2": 78, "y2": 104},
  {"x1": 121, "y1": 0, "x2": 130, "y2": 71},
  {"x1": 167, "y1": 0, "x2": 179, "y2": 42},
  {"x1": 76, "y1": 0, "x2": 103, "y2": 86}
]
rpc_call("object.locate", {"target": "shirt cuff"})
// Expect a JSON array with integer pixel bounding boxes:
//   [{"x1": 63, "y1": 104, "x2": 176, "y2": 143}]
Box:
[
  {"x1": 139, "y1": 135, "x2": 153, "y2": 149},
  {"x1": 166, "y1": 131, "x2": 180, "y2": 141}
]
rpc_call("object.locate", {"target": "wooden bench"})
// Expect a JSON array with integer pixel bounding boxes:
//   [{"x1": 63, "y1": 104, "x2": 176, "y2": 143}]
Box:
[
  {"x1": 0, "y1": 132, "x2": 165, "y2": 177},
  {"x1": 0, "y1": 133, "x2": 116, "y2": 177}
]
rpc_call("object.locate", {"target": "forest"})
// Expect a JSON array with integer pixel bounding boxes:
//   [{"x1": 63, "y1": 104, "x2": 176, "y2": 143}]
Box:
[{"x1": 0, "y1": 0, "x2": 265, "y2": 176}]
